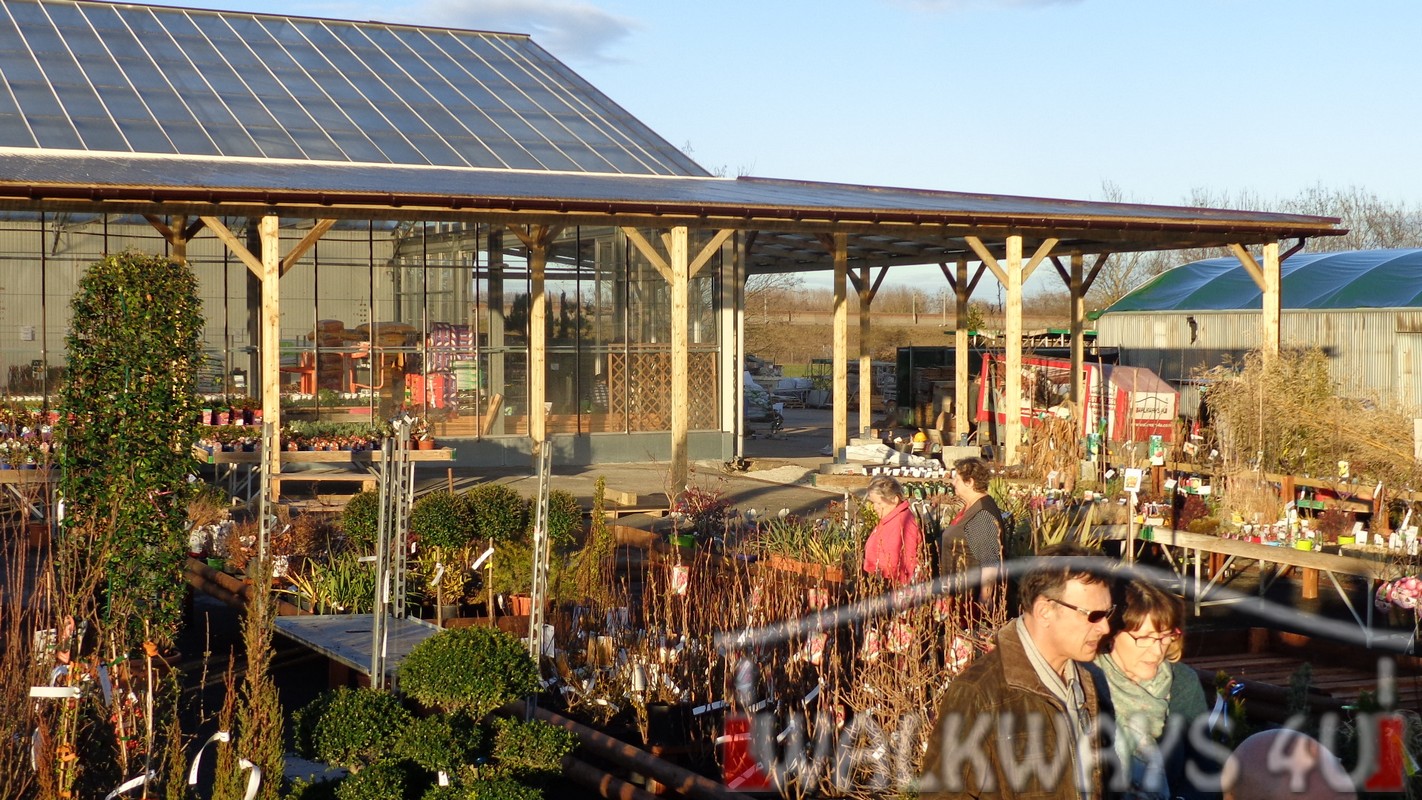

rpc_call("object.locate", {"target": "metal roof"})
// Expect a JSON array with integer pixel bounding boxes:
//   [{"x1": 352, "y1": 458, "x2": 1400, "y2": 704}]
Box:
[
  {"x1": 1104, "y1": 249, "x2": 1422, "y2": 312},
  {"x1": 0, "y1": 0, "x2": 1345, "y2": 271},
  {"x1": 0, "y1": 0, "x2": 704, "y2": 175}
]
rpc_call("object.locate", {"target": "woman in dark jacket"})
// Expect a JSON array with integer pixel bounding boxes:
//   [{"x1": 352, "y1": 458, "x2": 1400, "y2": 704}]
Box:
[{"x1": 940, "y1": 457, "x2": 1005, "y2": 613}]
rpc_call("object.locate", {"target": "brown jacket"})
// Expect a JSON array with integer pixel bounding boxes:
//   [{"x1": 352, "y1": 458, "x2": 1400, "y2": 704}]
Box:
[{"x1": 918, "y1": 622, "x2": 1103, "y2": 800}]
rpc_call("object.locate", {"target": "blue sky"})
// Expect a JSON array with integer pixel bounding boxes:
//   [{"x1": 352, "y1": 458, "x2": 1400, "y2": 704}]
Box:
[{"x1": 152, "y1": 0, "x2": 1422, "y2": 295}]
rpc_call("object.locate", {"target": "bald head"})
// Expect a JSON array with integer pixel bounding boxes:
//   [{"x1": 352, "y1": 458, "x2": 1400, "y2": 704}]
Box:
[{"x1": 1223, "y1": 729, "x2": 1356, "y2": 800}]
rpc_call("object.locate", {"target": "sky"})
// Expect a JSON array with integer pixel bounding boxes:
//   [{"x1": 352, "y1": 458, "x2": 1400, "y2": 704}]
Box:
[{"x1": 146, "y1": 0, "x2": 1422, "y2": 297}]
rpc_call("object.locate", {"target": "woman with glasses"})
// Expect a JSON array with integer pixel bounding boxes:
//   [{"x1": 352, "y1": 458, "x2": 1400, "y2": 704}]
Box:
[{"x1": 1093, "y1": 580, "x2": 1214, "y2": 800}]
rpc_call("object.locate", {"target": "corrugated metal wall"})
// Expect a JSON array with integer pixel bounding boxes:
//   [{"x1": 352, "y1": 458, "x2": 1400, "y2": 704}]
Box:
[{"x1": 1097, "y1": 309, "x2": 1422, "y2": 410}]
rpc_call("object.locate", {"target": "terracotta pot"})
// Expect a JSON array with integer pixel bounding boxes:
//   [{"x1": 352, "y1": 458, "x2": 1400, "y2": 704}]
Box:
[
  {"x1": 418, "y1": 438, "x2": 436, "y2": 450},
  {"x1": 507, "y1": 594, "x2": 533, "y2": 615}
]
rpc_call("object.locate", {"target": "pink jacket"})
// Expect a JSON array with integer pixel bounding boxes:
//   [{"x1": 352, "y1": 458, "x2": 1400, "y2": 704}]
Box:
[{"x1": 862, "y1": 501, "x2": 922, "y2": 585}]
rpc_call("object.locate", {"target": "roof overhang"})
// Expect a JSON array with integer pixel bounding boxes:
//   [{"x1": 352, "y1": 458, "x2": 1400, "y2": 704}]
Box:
[{"x1": 0, "y1": 150, "x2": 1345, "y2": 272}]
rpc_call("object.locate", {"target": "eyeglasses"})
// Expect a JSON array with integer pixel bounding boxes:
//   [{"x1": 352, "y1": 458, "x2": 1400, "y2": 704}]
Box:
[
  {"x1": 1049, "y1": 597, "x2": 1115, "y2": 624},
  {"x1": 1124, "y1": 629, "x2": 1181, "y2": 648}
]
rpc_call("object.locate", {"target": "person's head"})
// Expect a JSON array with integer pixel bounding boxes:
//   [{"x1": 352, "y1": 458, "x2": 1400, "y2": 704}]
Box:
[
  {"x1": 1222, "y1": 729, "x2": 1356, "y2": 800},
  {"x1": 865, "y1": 476, "x2": 905, "y2": 518},
  {"x1": 952, "y1": 457, "x2": 992, "y2": 496},
  {"x1": 1019, "y1": 544, "x2": 1114, "y2": 668},
  {"x1": 1101, "y1": 580, "x2": 1185, "y2": 682}
]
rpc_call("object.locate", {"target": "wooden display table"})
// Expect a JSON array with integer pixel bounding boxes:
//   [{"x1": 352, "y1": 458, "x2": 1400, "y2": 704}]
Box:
[{"x1": 193, "y1": 447, "x2": 454, "y2": 501}]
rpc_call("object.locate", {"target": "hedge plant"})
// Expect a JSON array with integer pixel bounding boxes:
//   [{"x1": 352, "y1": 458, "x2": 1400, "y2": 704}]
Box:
[
  {"x1": 57, "y1": 250, "x2": 205, "y2": 649},
  {"x1": 342, "y1": 490, "x2": 382, "y2": 552},
  {"x1": 465, "y1": 483, "x2": 528, "y2": 544},
  {"x1": 334, "y1": 759, "x2": 429, "y2": 800},
  {"x1": 397, "y1": 627, "x2": 538, "y2": 716}
]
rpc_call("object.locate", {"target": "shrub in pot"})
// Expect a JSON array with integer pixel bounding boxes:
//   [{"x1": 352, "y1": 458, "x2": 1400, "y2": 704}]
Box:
[
  {"x1": 342, "y1": 490, "x2": 382, "y2": 552},
  {"x1": 292, "y1": 686, "x2": 412, "y2": 769},
  {"x1": 465, "y1": 483, "x2": 529, "y2": 544},
  {"x1": 397, "y1": 627, "x2": 538, "y2": 716}
]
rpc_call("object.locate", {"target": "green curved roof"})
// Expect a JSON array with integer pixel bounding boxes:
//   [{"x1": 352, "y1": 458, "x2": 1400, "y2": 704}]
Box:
[{"x1": 1105, "y1": 249, "x2": 1422, "y2": 312}]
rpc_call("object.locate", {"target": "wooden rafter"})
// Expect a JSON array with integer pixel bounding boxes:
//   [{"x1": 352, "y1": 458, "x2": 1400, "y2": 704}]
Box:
[
  {"x1": 621, "y1": 227, "x2": 671, "y2": 282},
  {"x1": 279, "y1": 218, "x2": 337, "y2": 277},
  {"x1": 963, "y1": 235, "x2": 1008, "y2": 284},
  {"x1": 1022, "y1": 237, "x2": 1059, "y2": 282},
  {"x1": 200, "y1": 216, "x2": 262, "y2": 278},
  {"x1": 1228, "y1": 243, "x2": 1266, "y2": 290},
  {"x1": 689, "y1": 229, "x2": 734, "y2": 279}
]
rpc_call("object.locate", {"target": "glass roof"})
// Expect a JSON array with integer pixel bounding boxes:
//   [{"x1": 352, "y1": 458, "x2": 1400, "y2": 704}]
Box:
[
  {"x1": 1105, "y1": 249, "x2": 1422, "y2": 312},
  {"x1": 0, "y1": 0, "x2": 707, "y2": 176}
]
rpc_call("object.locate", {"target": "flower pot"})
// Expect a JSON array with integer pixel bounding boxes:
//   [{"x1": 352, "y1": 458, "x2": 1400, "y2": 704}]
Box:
[
  {"x1": 670, "y1": 533, "x2": 697, "y2": 548},
  {"x1": 418, "y1": 438, "x2": 436, "y2": 450},
  {"x1": 507, "y1": 594, "x2": 533, "y2": 616},
  {"x1": 765, "y1": 553, "x2": 845, "y2": 584},
  {"x1": 1337, "y1": 535, "x2": 1356, "y2": 546}
]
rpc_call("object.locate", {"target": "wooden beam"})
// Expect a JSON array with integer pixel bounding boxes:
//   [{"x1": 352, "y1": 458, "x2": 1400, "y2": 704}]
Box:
[
  {"x1": 670, "y1": 226, "x2": 690, "y2": 490},
  {"x1": 966, "y1": 263, "x2": 987, "y2": 297},
  {"x1": 621, "y1": 227, "x2": 671, "y2": 283},
  {"x1": 940, "y1": 262, "x2": 957, "y2": 292},
  {"x1": 1021, "y1": 237, "x2": 1058, "y2": 282},
  {"x1": 201, "y1": 216, "x2": 263, "y2": 278},
  {"x1": 279, "y1": 218, "x2": 336, "y2": 277},
  {"x1": 688, "y1": 228, "x2": 734, "y2": 279},
  {"x1": 963, "y1": 235, "x2": 1008, "y2": 284},
  {"x1": 1228, "y1": 243, "x2": 1267, "y2": 291},
  {"x1": 1083, "y1": 252, "x2": 1111, "y2": 293},
  {"x1": 259, "y1": 215, "x2": 282, "y2": 498}
]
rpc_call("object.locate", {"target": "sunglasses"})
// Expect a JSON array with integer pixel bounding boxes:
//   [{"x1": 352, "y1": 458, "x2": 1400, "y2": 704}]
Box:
[{"x1": 1049, "y1": 597, "x2": 1115, "y2": 624}]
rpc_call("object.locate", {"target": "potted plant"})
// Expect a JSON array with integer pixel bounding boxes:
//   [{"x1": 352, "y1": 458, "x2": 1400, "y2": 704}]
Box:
[{"x1": 754, "y1": 509, "x2": 861, "y2": 584}]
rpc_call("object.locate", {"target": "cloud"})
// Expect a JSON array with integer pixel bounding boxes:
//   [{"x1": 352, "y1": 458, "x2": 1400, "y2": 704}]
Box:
[{"x1": 414, "y1": 0, "x2": 638, "y2": 64}]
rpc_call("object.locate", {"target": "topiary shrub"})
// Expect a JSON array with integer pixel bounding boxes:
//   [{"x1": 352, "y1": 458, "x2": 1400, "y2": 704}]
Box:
[
  {"x1": 411, "y1": 490, "x2": 475, "y2": 551},
  {"x1": 393, "y1": 713, "x2": 486, "y2": 777},
  {"x1": 541, "y1": 489, "x2": 584, "y2": 548},
  {"x1": 293, "y1": 687, "x2": 412, "y2": 769},
  {"x1": 398, "y1": 627, "x2": 538, "y2": 716},
  {"x1": 285, "y1": 777, "x2": 343, "y2": 800},
  {"x1": 334, "y1": 759, "x2": 429, "y2": 800},
  {"x1": 489, "y1": 718, "x2": 576, "y2": 779},
  {"x1": 465, "y1": 484, "x2": 528, "y2": 544},
  {"x1": 460, "y1": 778, "x2": 541, "y2": 800},
  {"x1": 342, "y1": 490, "x2": 382, "y2": 552}
]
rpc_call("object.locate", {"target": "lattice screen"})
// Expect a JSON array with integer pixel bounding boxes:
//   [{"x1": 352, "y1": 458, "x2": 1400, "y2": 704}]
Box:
[{"x1": 607, "y1": 350, "x2": 718, "y2": 431}]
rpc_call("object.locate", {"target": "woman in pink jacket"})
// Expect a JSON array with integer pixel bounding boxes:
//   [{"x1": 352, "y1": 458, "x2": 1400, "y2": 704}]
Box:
[{"x1": 861, "y1": 476, "x2": 923, "y2": 585}]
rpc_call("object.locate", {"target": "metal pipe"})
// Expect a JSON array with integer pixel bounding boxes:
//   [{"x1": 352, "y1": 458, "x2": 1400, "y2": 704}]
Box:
[{"x1": 501, "y1": 702, "x2": 752, "y2": 800}]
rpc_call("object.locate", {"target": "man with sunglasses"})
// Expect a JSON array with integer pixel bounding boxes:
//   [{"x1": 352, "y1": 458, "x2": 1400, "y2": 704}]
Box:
[{"x1": 920, "y1": 543, "x2": 1112, "y2": 799}]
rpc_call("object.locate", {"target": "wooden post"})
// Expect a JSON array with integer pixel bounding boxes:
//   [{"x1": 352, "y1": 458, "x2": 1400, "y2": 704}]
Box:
[
  {"x1": 259, "y1": 215, "x2": 281, "y2": 498},
  {"x1": 1262, "y1": 241, "x2": 1281, "y2": 357},
  {"x1": 1070, "y1": 251, "x2": 1085, "y2": 409},
  {"x1": 487, "y1": 228, "x2": 506, "y2": 435},
  {"x1": 832, "y1": 233, "x2": 849, "y2": 455},
  {"x1": 1004, "y1": 235, "x2": 1023, "y2": 465},
  {"x1": 529, "y1": 235, "x2": 547, "y2": 452},
  {"x1": 954, "y1": 257, "x2": 970, "y2": 443},
  {"x1": 670, "y1": 227, "x2": 690, "y2": 490},
  {"x1": 858, "y1": 266, "x2": 872, "y2": 437}
]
